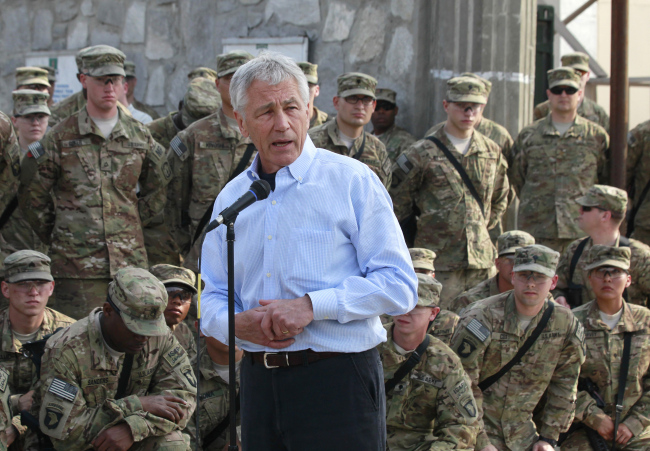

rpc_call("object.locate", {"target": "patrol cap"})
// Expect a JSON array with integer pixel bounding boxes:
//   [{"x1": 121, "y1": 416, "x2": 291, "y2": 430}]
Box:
[
  {"x1": 217, "y1": 51, "x2": 254, "y2": 78},
  {"x1": 575, "y1": 184, "x2": 628, "y2": 215},
  {"x1": 15, "y1": 67, "x2": 51, "y2": 89},
  {"x1": 124, "y1": 61, "x2": 136, "y2": 78},
  {"x1": 36, "y1": 65, "x2": 57, "y2": 84},
  {"x1": 188, "y1": 67, "x2": 218, "y2": 81},
  {"x1": 298, "y1": 62, "x2": 318, "y2": 84},
  {"x1": 446, "y1": 76, "x2": 487, "y2": 104},
  {"x1": 514, "y1": 245, "x2": 559, "y2": 278},
  {"x1": 337, "y1": 72, "x2": 377, "y2": 98},
  {"x1": 12, "y1": 89, "x2": 50, "y2": 116},
  {"x1": 409, "y1": 248, "x2": 436, "y2": 272},
  {"x1": 149, "y1": 264, "x2": 197, "y2": 294},
  {"x1": 181, "y1": 77, "x2": 221, "y2": 127},
  {"x1": 80, "y1": 45, "x2": 126, "y2": 77},
  {"x1": 375, "y1": 88, "x2": 396, "y2": 105},
  {"x1": 107, "y1": 268, "x2": 169, "y2": 337},
  {"x1": 561, "y1": 52, "x2": 590, "y2": 73},
  {"x1": 498, "y1": 231, "x2": 535, "y2": 256},
  {"x1": 75, "y1": 47, "x2": 90, "y2": 72},
  {"x1": 3, "y1": 250, "x2": 53, "y2": 283},
  {"x1": 547, "y1": 67, "x2": 580, "y2": 90},
  {"x1": 585, "y1": 245, "x2": 631, "y2": 271},
  {"x1": 416, "y1": 273, "x2": 442, "y2": 308},
  {"x1": 460, "y1": 72, "x2": 492, "y2": 97}
]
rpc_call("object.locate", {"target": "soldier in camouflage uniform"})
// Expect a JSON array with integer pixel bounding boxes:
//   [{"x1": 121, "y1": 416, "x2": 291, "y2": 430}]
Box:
[
  {"x1": 124, "y1": 61, "x2": 160, "y2": 121},
  {"x1": 188, "y1": 67, "x2": 218, "y2": 81},
  {"x1": 380, "y1": 273, "x2": 479, "y2": 450},
  {"x1": 35, "y1": 66, "x2": 56, "y2": 107},
  {"x1": 390, "y1": 77, "x2": 509, "y2": 307},
  {"x1": 0, "y1": 366, "x2": 11, "y2": 449},
  {"x1": 298, "y1": 62, "x2": 329, "y2": 128},
  {"x1": 14, "y1": 67, "x2": 50, "y2": 93},
  {"x1": 533, "y1": 52, "x2": 610, "y2": 131},
  {"x1": 371, "y1": 88, "x2": 416, "y2": 162},
  {"x1": 450, "y1": 245, "x2": 585, "y2": 451},
  {"x1": 309, "y1": 72, "x2": 392, "y2": 188},
  {"x1": 553, "y1": 185, "x2": 650, "y2": 308},
  {"x1": 18, "y1": 45, "x2": 171, "y2": 320},
  {"x1": 510, "y1": 68, "x2": 610, "y2": 255},
  {"x1": 35, "y1": 267, "x2": 196, "y2": 450},
  {"x1": 626, "y1": 118, "x2": 650, "y2": 246},
  {"x1": 450, "y1": 230, "x2": 535, "y2": 314},
  {"x1": 563, "y1": 246, "x2": 650, "y2": 450}
]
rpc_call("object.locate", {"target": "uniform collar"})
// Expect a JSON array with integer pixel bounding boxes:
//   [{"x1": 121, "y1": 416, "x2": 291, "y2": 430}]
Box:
[
  {"x1": 78, "y1": 106, "x2": 130, "y2": 141},
  {"x1": 1, "y1": 308, "x2": 56, "y2": 353},
  {"x1": 504, "y1": 292, "x2": 552, "y2": 336}
]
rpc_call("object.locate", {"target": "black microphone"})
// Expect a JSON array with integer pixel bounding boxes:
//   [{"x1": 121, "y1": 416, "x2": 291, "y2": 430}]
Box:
[{"x1": 204, "y1": 179, "x2": 271, "y2": 233}]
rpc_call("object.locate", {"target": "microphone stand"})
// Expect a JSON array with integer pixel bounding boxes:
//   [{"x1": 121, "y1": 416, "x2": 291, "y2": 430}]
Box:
[{"x1": 226, "y1": 218, "x2": 238, "y2": 451}]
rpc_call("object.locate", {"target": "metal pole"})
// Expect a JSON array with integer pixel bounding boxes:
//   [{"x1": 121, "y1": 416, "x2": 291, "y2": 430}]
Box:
[
  {"x1": 227, "y1": 221, "x2": 238, "y2": 451},
  {"x1": 610, "y1": 0, "x2": 628, "y2": 189},
  {"x1": 563, "y1": 0, "x2": 598, "y2": 25}
]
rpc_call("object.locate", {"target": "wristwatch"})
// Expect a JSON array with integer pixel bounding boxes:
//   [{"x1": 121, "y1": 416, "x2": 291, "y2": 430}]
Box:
[{"x1": 539, "y1": 436, "x2": 558, "y2": 446}]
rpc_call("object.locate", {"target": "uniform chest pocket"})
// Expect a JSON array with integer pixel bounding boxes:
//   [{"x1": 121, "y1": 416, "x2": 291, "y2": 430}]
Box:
[
  {"x1": 60, "y1": 143, "x2": 100, "y2": 189},
  {"x1": 423, "y1": 160, "x2": 463, "y2": 201},
  {"x1": 81, "y1": 375, "x2": 118, "y2": 406},
  {"x1": 108, "y1": 143, "x2": 144, "y2": 192},
  {"x1": 203, "y1": 388, "x2": 228, "y2": 423}
]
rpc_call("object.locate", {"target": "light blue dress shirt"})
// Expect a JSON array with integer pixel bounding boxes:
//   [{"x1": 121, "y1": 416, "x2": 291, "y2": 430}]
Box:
[{"x1": 200, "y1": 135, "x2": 417, "y2": 352}]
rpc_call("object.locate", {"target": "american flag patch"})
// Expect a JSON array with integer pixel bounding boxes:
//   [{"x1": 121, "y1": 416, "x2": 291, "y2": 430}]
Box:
[
  {"x1": 170, "y1": 136, "x2": 188, "y2": 159},
  {"x1": 48, "y1": 378, "x2": 78, "y2": 402},
  {"x1": 467, "y1": 319, "x2": 490, "y2": 342},
  {"x1": 28, "y1": 142, "x2": 45, "y2": 159}
]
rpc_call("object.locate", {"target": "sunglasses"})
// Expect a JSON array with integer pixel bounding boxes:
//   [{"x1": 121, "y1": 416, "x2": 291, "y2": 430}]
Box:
[
  {"x1": 581, "y1": 206, "x2": 606, "y2": 212},
  {"x1": 550, "y1": 86, "x2": 578, "y2": 96},
  {"x1": 375, "y1": 101, "x2": 396, "y2": 111}
]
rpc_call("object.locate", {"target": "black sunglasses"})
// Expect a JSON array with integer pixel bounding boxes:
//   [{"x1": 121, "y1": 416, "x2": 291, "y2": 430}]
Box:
[
  {"x1": 550, "y1": 86, "x2": 578, "y2": 96},
  {"x1": 581, "y1": 206, "x2": 605, "y2": 212}
]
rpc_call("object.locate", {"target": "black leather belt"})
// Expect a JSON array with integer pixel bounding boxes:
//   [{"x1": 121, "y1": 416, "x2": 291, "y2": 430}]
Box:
[{"x1": 248, "y1": 350, "x2": 344, "y2": 369}]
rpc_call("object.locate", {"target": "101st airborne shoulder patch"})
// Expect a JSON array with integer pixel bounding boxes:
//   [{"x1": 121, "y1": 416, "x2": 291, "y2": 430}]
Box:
[{"x1": 180, "y1": 365, "x2": 197, "y2": 388}]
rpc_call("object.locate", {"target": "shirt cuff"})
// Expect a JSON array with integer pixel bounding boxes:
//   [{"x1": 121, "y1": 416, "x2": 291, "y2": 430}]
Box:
[
  {"x1": 124, "y1": 414, "x2": 149, "y2": 442},
  {"x1": 538, "y1": 423, "x2": 561, "y2": 441},
  {"x1": 583, "y1": 408, "x2": 609, "y2": 431},
  {"x1": 623, "y1": 416, "x2": 644, "y2": 437},
  {"x1": 307, "y1": 288, "x2": 338, "y2": 321},
  {"x1": 476, "y1": 430, "x2": 491, "y2": 450},
  {"x1": 114, "y1": 395, "x2": 143, "y2": 417}
]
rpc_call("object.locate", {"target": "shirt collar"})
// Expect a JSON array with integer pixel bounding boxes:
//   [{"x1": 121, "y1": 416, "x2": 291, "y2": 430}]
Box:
[{"x1": 246, "y1": 134, "x2": 317, "y2": 185}]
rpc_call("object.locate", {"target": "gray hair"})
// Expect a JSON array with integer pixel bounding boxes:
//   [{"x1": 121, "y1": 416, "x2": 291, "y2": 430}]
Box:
[{"x1": 230, "y1": 51, "x2": 309, "y2": 118}]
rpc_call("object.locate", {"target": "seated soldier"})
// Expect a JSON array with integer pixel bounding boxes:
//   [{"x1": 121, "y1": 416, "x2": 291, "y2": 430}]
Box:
[
  {"x1": 450, "y1": 231, "x2": 535, "y2": 314},
  {"x1": 35, "y1": 268, "x2": 196, "y2": 450},
  {"x1": 563, "y1": 245, "x2": 650, "y2": 450},
  {"x1": 379, "y1": 274, "x2": 479, "y2": 450}
]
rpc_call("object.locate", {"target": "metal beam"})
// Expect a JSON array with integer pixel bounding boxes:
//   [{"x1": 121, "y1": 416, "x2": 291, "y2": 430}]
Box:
[
  {"x1": 554, "y1": 16, "x2": 608, "y2": 77},
  {"x1": 610, "y1": 0, "x2": 629, "y2": 189},
  {"x1": 563, "y1": 0, "x2": 598, "y2": 25}
]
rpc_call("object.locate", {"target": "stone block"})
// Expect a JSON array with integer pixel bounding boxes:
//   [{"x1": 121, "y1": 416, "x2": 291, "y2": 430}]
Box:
[
  {"x1": 168, "y1": 65, "x2": 190, "y2": 108},
  {"x1": 55, "y1": 0, "x2": 78, "y2": 22},
  {"x1": 247, "y1": 10, "x2": 264, "y2": 29},
  {"x1": 385, "y1": 26, "x2": 413, "y2": 78},
  {"x1": 122, "y1": 1, "x2": 146, "y2": 44},
  {"x1": 348, "y1": 5, "x2": 386, "y2": 64},
  {"x1": 81, "y1": 0, "x2": 94, "y2": 16},
  {"x1": 33, "y1": 9, "x2": 54, "y2": 50},
  {"x1": 145, "y1": 9, "x2": 175, "y2": 60},
  {"x1": 1, "y1": 6, "x2": 31, "y2": 53},
  {"x1": 391, "y1": 0, "x2": 414, "y2": 21},
  {"x1": 322, "y1": 2, "x2": 355, "y2": 42},
  {"x1": 66, "y1": 19, "x2": 88, "y2": 50},
  {"x1": 145, "y1": 65, "x2": 165, "y2": 106},
  {"x1": 216, "y1": 0, "x2": 239, "y2": 14},
  {"x1": 90, "y1": 25, "x2": 121, "y2": 47},
  {"x1": 53, "y1": 23, "x2": 67, "y2": 39},
  {"x1": 95, "y1": 0, "x2": 124, "y2": 27},
  {"x1": 265, "y1": 0, "x2": 320, "y2": 26},
  {"x1": 240, "y1": 0, "x2": 263, "y2": 4}
]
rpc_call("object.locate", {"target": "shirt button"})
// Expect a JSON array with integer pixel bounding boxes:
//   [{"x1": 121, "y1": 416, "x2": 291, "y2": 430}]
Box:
[
  {"x1": 272, "y1": 200, "x2": 277, "y2": 205},
  {"x1": 298, "y1": 176, "x2": 302, "y2": 182},
  {"x1": 266, "y1": 273, "x2": 271, "y2": 278},
  {"x1": 267, "y1": 235, "x2": 272, "y2": 240},
  {"x1": 324, "y1": 316, "x2": 329, "y2": 319}
]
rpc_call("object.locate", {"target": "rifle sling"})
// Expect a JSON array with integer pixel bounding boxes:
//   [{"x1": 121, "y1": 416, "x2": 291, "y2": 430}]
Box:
[
  {"x1": 478, "y1": 302, "x2": 554, "y2": 392},
  {"x1": 203, "y1": 392, "x2": 240, "y2": 449},
  {"x1": 115, "y1": 354, "x2": 134, "y2": 400},
  {"x1": 385, "y1": 334, "x2": 430, "y2": 394},
  {"x1": 612, "y1": 331, "x2": 633, "y2": 450}
]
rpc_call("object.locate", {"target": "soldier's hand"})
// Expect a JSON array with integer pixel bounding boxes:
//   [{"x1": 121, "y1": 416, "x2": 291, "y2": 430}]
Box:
[
  {"x1": 479, "y1": 445, "x2": 498, "y2": 451},
  {"x1": 259, "y1": 295, "x2": 313, "y2": 340},
  {"x1": 5, "y1": 425, "x2": 17, "y2": 446},
  {"x1": 235, "y1": 307, "x2": 295, "y2": 349},
  {"x1": 616, "y1": 423, "x2": 634, "y2": 445},
  {"x1": 139, "y1": 395, "x2": 187, "y2": 423},
  {"x1": 554, "y1": 296, "x2": 570, "y2": 308},
  {"x1": 18, "y1": 390, "x2": 34, "y2": 412},
  {"x1": 92, "y1": 423, "x2": 134, "y2": 451},
  {"x1": 532, "y1": 441, "x2": 554, "y2": 451},
  {"x1": 597, "y1": 415, "x2": 615, "y2": 441}
]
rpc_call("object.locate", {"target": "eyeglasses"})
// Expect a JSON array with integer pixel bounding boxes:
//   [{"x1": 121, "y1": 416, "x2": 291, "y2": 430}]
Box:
[
  {"x1": 17, "y1": 114, "x2": 48, "y2": 124},
  {"x1": 591, "y1": 267, "x2": 628, "y2": 280},
  {"x1": 344, "y1": 95, "x2": 374, "y2": 106},
  {"x1": 450, "y1": 102, "x2": 483, "y2": 113},
  {"x1": 167, "y1": 287, "x2": 193, "y2": 304},
  {"x1": 550, "y1": 86, "x2": 578, "y2": 96},
  {"x1": 514, "y1": 271, "x2": 551, "y2": 283},
  {"x1": 375, "y1": 101, "x2": 396, "y2": 111},
  {"x1": 581, "y1": 206, "x2": 606, "y2": 213},
  {"x1": 12, "y1": 280, "x2": 50, "y2": 293},
  {"x1": 87, "y1": 75, "x2": 124, "y2": 86}
]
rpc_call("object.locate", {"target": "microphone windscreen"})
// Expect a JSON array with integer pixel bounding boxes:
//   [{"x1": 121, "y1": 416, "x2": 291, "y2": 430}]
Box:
[{"x1": 250, "y1": 179, "x2": 272, "y2": 200}]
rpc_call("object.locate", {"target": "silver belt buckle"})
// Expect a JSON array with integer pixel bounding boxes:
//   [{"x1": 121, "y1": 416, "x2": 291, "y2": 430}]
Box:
[{"x1": 263, "y1": 352, "x2": 289, "y2": 369}]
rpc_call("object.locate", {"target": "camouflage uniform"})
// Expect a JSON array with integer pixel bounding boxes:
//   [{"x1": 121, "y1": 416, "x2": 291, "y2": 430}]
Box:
[
  {"x1": 375, "y1": 124, "x2": 417, "y2": 163},
  {"x1": 533, "y1": 97, "x2": 610, "y2": 132},
  {"x1": 35, "y1": 268, "x2": 196, "y2": 450},
  {"x1": 430, "y1": 310, "x2": 460, "y2": 347},
  {"x1": 147, "y1": 112, "x2": 181, "y2": 151},
  {"x1": 0, "y1": 366, "x2": 11, "y2": 450},
  {"x1": 0, "y1": 112, "x2": 20, "y2": 228},
  {"x1": 627, "y1": 119, "x2": 650, "y2": 245},
  {"x1": 297, "y1": 62, "x2": 330, "y2": 129},
  {"x1": 309, "y1": 106, "x2": 329, "y2": 128},
  {"x1": 188, "y1": 67, "x2": 217, "y2": 81},
  {"x1": 48, "y1": 91, "x2": 85, "y2": 128}
]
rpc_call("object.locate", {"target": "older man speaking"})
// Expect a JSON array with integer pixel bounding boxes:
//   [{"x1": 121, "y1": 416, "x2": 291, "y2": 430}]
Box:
[{"x1": 200, "y1": 52, "x2": 417, "y2": 450}]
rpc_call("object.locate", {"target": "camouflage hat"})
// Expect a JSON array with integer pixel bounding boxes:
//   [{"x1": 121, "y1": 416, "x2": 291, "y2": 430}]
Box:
[
  {"x1": 15, "y1": 67, "x2": 51, "y2": 89},
  {"x1": 75, "y1": 47, "x2": 90, "y2": 72},
  {"x1": 547, "y1": 67, "x2": 580, "y2": 90},
  {"x1": 107, "y1": 268, "x2": 169, "y2": 337},
  {"x1": 36, "y1": 65, "x2": 56, "y2": 84},
  {"x1": 375, "y1": 88, "x2": 396, "y2": 105},
  {"x1": 416, "y1": 273, "x2": 442, "y2": 308},
  {"x1": 409, "y1": 248, "x2": 436, "y2": 272},
  {"x1": 3, "y1": 250, "x2": 53, "y2": 283},
  {"x1": 337, "y1": 72, "x2": 377, "y2": 98},
  {"x1": 298, "y1": 62, "x2": 318, "y2": 84},
  {"x1": 561, "y1": 52, "x2": 590, "y2": 73},
  {"x1": 149, "y1": 264, "x2": 197, "y2": 293},
  {"x1": 12, "y1": 89, "x2": 50, "y2": 116},
  {"x1": 575, "y1": 184, "x2": 628, "y2": 215},
  {"x1": 460, "y1": 72, "x2": 492, "y2": 97},
  {"x1": 497, "y1": 230, "x2": 535, "y2": 256},
  {"x1": 80, "y1": 45, "x2": 126, "y2": 77},
  {"x1": 181, "y1": 77, "x2": 222, "y2": 127},
  {"x1": 216, "y1": 51, "x2": 254, "y2": 78},
  {"x1": 188, "y1": 67, "x2": 218, "y2": 81},
  {"x1": 446, "y1": 76, "x2": 487, "y2": 104},
  {"x1": 585, "y1": 245, "x2": 631, "y2": 271},
  {"x1": 124, "y1": 61, "x2": 136, "y2": 78},
  {"x1": 514, "y1": 245, "x2": 560, "y2": 278}
]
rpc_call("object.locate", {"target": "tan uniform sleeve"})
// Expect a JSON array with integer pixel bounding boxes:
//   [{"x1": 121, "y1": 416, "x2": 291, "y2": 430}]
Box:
[
  {"x1": 388, "y1": 144, "x2": 424, "y2": 221},
  {"x1": 137, "y1": 137, "x2": 172, "y2": 227},
  {"x1": 488, "y1": 153, "x2": 509, "y2": 231}
]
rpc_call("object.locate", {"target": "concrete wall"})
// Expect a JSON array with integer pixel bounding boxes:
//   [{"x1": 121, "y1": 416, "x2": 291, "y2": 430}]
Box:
[{"x1": 0, "y1": 0, "x2": 537, "y2": 138}]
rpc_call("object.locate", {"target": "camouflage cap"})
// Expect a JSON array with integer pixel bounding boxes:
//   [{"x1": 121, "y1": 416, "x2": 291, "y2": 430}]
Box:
[
  {"x1": 149, "y1": 264, "x2": 197, "y2": 293},
  {"x1": 460, "y1": 72, "x2": 492, "y2": 97},
  {"x1": 561, "y1": 52, "x2": 590, "y2": 73},
  {"x1": 585, "y1": 245, "x2": 631, "y2": 271},
  {"x1": 416, "y1": 273, "x2": 442, "y2": 308},
  {"x1": 298, "y1": 62, "x2": 318, "y2": 84},
  {"x1": 375, "y1": 88, "x2": 396, "y2": 105},
  {"x1": 36, "y1": 65, "x2": 56, "y2": 84},
  {"x1": 188, "y1": 67, "x2": 218, "y2": 81},
  {"x1": 181, "y1": 77, "x2": 222, "y2": 127},
  {"x1": 217, "y1": 51, "x2": 254, "y2": 78},
  {"x1": 409, "y1": 248, "x2": 436, "y2": 272},
  {"x1": 446, "y1": 76, "x2": 487, "y2": 104},
  {"x1": 107, "y1": 268, "x2": 168, "y2": 337},
  {"x1": 337, "y1": 72, "x2": 377, "y2": 98},
  {"x1": 75, "y1": 47, "x2": 90, "y2": 72},
  {"x1": 124, "y1": 61, "x2": 136, "y2": 78},
  {"x1": 80, "y1": 45, "x2": 126, "y2": 77},
  {"x1": 514, "y1": 245, "x2": 560, "y2": 278},
  {"x1": 12, "y1": 89, "x2": 50, "y2": 116},
  {"x1": 15, "y1": 67, "x2": 51, "y2": 88},
  {"x1": 3, "y1": 250, "x2": 53, "y2": 283},
  {"x1": 497, "y1": 230, "x2": 535, "y2": 256},
  {"x1": 547, "y1": 67, "x2": 580, "y2": 90},
  {"x1": 575, "y1": 184, "x2": 628, "y2": 215}
]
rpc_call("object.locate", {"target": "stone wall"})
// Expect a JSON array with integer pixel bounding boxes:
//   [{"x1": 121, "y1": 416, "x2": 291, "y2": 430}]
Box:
[{"x1": 0, "y1": 0, "x2": 536, "y2": 138}]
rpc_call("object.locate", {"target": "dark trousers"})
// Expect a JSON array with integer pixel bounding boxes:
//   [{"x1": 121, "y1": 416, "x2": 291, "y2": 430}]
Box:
[{"x1": 241, "y1": 348, "x2": 386, "y2": 451}]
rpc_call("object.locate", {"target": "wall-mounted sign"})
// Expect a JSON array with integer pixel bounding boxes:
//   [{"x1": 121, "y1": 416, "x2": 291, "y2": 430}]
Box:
[
  {"x1": 222, "y1": 36, "x2": 308, "y2": 62},
  {"x1": 25, "y1": 51, "x2": 81, "y2": 104}
]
